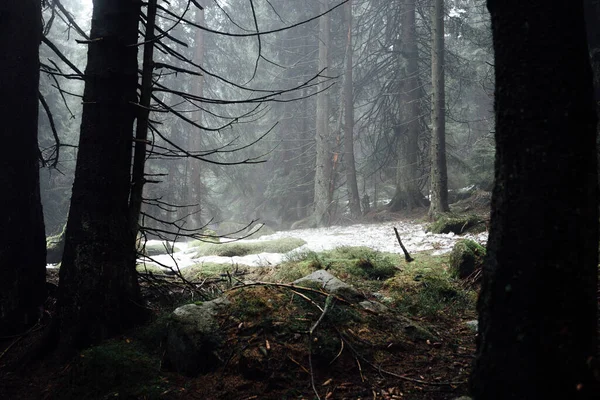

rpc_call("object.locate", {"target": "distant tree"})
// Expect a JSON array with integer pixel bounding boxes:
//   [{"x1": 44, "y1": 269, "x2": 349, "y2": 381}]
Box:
[
  {"x1": 342, "y1": 0, "x2": 362, "y2": 219},
  {"x1": 57, "y1": 0, "x2": 148, "y2": 351},
  {"x1": 0, "y1": 0, "x2": 47, "y2": 335},
  {"x1": 388, "y1": 0, "x2": 428, "y2": 212},
  {"x1": 313, "y1": 0, "x2": 334, "y2": 227},
  {"x1": 429, "y1": 0, "x2": 450, "y2": 217},
  {"x1": 471, "y1": 1, "x2": 599, "y2": 398}
]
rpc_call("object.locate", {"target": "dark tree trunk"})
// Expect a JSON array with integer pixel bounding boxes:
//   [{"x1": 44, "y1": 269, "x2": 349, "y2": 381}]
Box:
[
  {"x1": 389, "y1": 0, "x2": 428, "y2": 212},
  {"x1": 0, "y1": 0, "x2": 46, "y2": 335},
  {"x1": 130, "y1": 0, "x2": 158, "y2": 240},
  {"x1": 428, "y1": 0, "x2": 449, "y2": 217},
  {"x1": 471, "y1": 1, "x2": 599, "y2": 398},
  {"x1": 58, "y1": 0, "x2": 147, "y2": 352},
  {"x1": 584, "y1": 1, "x2": 600, "y2": 196}
]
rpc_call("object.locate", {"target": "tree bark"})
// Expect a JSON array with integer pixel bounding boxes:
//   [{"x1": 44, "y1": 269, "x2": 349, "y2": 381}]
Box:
[
  {"x1": 428, "y1": 0, "x2": 449, "y2": 217},
  {"x1": 342, "y1": 0, "x2": 362, "y2": 219},
  {"x1": 130, "y1": 0, "x2": 158, "y2": 240},
  {"x1": 471, "y1": 1, "x2": 599, "y2": 398},
  {"x1": 313, "y1": 0, "x2": 333, "y2": 227},
  {"x1": 58, "y1": 0, "x2": 147, "y2": 352},
  {"x1": 0, "y1": 0, "x2": 46, "y2": 335},
  {"x1": 184, "y1": 3, "x2": 206, "y2": 230},
  {"x1": 389, "y1": 0, "x2": 428, "y2": 212}
]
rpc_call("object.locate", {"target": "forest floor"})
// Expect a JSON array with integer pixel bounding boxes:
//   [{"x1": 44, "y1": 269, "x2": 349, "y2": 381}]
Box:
[{"x1": 0, "y1": 201, "x2": 498, "y2": 400}]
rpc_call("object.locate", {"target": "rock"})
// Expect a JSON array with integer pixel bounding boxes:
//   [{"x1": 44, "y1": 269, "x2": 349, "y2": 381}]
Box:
[
  {"x1": 453, "y1": 397, "x2": 473, "y2": 400},
  {"x1": 294, "y1": 270, "x2": 363, "y2": 301},
  {"x1": 426, "y1": 213, "x2": 483, "y2": 234},
  {"x1": 449, "y1": 239, "x2": 486, "y2": 279},
  {"x1": 46, "y1": 225, "x2": 66, "y2": 264},
  {"x1": 465, "y1": 320, "x2": 478, "y2": 332},
  {"x1": 359, "y1": 300, "x2": 388, "y2": 314},
  {"x1": 165, "y1": 297, "x2": 230, "y2": 376},
  {"x1": 372, "y1": 292, "x2": 394, "y2": 304}
]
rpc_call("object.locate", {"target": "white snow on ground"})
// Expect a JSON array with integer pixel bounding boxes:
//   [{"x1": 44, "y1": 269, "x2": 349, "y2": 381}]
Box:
[{"x1": 137, "y1": 220, "x2": 488, "y2": 272}]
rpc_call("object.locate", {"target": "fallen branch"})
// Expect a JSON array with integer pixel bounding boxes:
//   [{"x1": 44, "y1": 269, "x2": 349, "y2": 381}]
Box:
[{"x1": 394, "y1": 227, "x2": 414, "y2": 262}]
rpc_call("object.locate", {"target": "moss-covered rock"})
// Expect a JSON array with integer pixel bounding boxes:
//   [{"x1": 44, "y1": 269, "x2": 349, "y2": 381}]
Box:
[
  {"x1": 165, "y1": 297, "x2": 230, "y2": 376},
  {"x1": 449, "y1": 239, "x2": 486, "y2": 279},
  {"x1": 427, "y1": 213, "x2": 483, "y2": 234},
  {"x1": 189, "y1": 237, "x2": 306, "y2": 257},
  {"x1": 46, "y1": 225, "x2": 66, "y2": 264}
]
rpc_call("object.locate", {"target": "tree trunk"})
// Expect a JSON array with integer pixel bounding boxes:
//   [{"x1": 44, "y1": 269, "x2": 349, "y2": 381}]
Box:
[
  {"x1": 428, "y1": 0, "x2": 449, "y2": 217},
  {"x1": 130, "y1": 0, "x2": 158, "y2": 240},
  {"x1": 58, "y1": 0, "x2": 147, "y2": 352},
  {"x1": 389, "y1": 0, "x2": 428, "y2": 212},
  {"x1": 184, "y1": 4, "x2": 206, "y2": 230},
  {"x1": 471, "y1": 1, "x2": 599, "y2": 398},
  {"x1": 342, "y1": 0, "x2": 362, "y2": 219},
  {"x1": 0, "y1": 0, "x2": 46, "y2": 335},
  {"x1": 313, "y1": 0, "x2": 333, "y2": 227},
  {"x1": 584, "y1": 1, "x2": 600, "y2": 197}
]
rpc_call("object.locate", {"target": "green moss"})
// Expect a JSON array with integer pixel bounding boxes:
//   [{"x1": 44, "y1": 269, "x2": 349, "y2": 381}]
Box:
[
  {"x1": 141, "y1": 241, "x2": 183, "y2": 256},
  {"x1": 426, "y1": 213, "x2": 483, "y2": 234},
  {"x1": 381, "y1": 252, "x2": 476, "y2": 318},
  {"x1": 46, "y1": 224, "x2": 66, "y2": 263},
  {"x1": 449, "y1": 239, "x2": 486, "y2": 279},
  {"x1": 180, "y1": 262, "x2": 237, "y2": 280},
  {"x1": 189, "y1": 237, "x2": 306, "y2": 257},
  {"x1": 56, "y1": 340, "x2": 165, "y2": 399},
  {"x1": 136, "y1": 263, "x2": 166, "y2": 275},
  {"x1": 392, "y1": 275, "x2": 475, "y2": 317}
]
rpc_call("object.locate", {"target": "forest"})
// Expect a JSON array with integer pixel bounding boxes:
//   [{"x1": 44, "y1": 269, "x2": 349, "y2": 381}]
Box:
[{"x1": 0, "y1": 0, "x2": 598, "y2": 399}]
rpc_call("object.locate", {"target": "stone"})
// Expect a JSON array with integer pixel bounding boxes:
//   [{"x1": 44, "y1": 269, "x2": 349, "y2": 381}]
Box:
[
  {"x1": 449, "y1": 239, "x2": 486, "y2": 279},
  {"x1": 465, "y1": 320, "x2": 478, "y2": 332},
  {"x1": 294, "y1": 270, "x2": 362, "y2": 301},
  {"x1": 165, "y1": 297, "x2": 230, "y2": 376},
  {"x1": 359, "y1": 300, "x2": 388, "y2": 314}
]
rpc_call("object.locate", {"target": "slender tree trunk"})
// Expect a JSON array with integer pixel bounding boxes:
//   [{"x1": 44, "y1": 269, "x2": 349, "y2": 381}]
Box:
[
  {"x1": 389, "y1": 0, "x2": 428, "y2": 212},
  {"x1": 0, "y1": 0, "x2": 46, "y2": 335},
  {"x1": 471, "y1": 1, "x2": 599, "y2": 398},
  {"x1": 428, "y1": 0, "x2": 449, "y2": 217},
  {"x1": 313, "y1": 0, "x2": 333, "y2": 227},
  {"x1": 130, "y1": 0, "x2": 158, "y2": 240},
  {"x1": 58, "y1": 0, "x2": 147, "y2": 352},
  {"x1": 185, "y1": 4, "x2": 206, "y2": 230},
  {"x1": 342, "y1": 0, "x2": 361, "y2": 219}
]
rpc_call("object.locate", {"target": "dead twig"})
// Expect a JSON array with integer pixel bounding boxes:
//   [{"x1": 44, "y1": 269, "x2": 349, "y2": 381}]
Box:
[{"x1": 393, "y1": 227, "x2": 414, "y2": 262}]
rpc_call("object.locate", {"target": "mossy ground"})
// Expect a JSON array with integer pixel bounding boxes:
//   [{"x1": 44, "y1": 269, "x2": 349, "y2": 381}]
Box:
[
  {"x1": 2, "y1": 247, "x2": 478, "y2": 400},
  {"x1": 426, "y1": 213, "x2": 485, "y2": 235},
  {"x1": 189, "y1": 237, "x2": 306, "y2": 257}
]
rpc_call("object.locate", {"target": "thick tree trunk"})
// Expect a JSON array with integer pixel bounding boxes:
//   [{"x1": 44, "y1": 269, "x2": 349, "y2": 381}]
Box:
[
  {"x1": 58, "y1": 0, "x2": 147, "y2": 352},
  {"x1": 0, "y1": 0, "x2": 46, "y2": 335},
  {"x1": 428, "y1": 0, "x2": 449, "y2": 217},
  {"x1": 471, "y1": 1, "x2": 599, "y2": 398},
  {"x1": 343, "y1": 0, "x2": 361, "y2": 219},
  {"x1": 389, "y1": 0, "x2": 428, "y2": 212},
  {"x1": 584, "y1": 1, "x2": 600, "y2": 197},
  {"x1": 313, "y1": 0, "x2": 333, "y2": 227}
]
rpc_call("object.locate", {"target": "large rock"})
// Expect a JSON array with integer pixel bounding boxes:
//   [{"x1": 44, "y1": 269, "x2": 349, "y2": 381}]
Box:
[
  {"x1": 449, "y1": 239, "x2": 486, "y2": 279},
  {"x1": 427, "y1": 213, "x2": 483, "y2": 234},
  {"x1": 294, "y1": 270, "x2": 363, "y2": 301},
  {"x1": 46, "y1": 225, "x2": 66, "y2": 264},
  {"x1": 165, "y1": 297, "x2": 230, "y2": 376}
]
